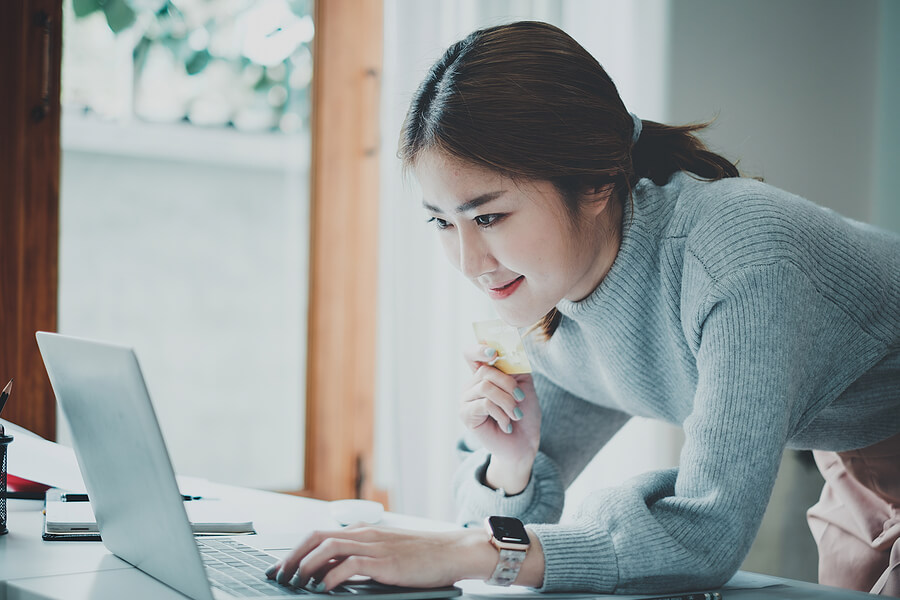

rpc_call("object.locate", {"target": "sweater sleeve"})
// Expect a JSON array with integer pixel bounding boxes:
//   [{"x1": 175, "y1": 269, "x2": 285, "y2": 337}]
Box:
[
  {"x1": 528, "y1": 262, "x2": 889, "y2": 594},
  {"x1": 453, "y1": 371, "x2": 631, "y2": 528}
]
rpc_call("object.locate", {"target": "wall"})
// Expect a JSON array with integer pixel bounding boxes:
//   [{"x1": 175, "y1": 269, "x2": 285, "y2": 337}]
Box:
[
  {"x1": 667, "y1": 0, "x2": 879, "y2": 221},
  {"x1": 874, "y1": 0, "x2": 900, "y2": 232}
]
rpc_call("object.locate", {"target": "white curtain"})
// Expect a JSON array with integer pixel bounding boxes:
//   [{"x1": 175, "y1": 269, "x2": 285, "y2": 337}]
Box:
[{"x1": 375, "y1": 0, "x2": 681, "y2": 521}]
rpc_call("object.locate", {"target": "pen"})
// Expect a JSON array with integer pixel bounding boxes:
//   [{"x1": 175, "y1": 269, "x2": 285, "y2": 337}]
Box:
[
  {"x1": 638, "y1": 593, "x2": 722, "y2": 600},
  {"x1": 1, "y1": 491, "x2": 46, "y2": 500},
  {"x1": 0, "y1": 378, "x2": 12, "y2": 417},
  {"x1": 62, "y1": 493, "x2": 202, "y2": 502}
]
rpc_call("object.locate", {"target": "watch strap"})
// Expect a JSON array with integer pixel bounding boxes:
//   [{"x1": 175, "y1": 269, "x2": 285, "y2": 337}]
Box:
[{"x1": 486, "y1": 547, "x2": 526, "y2": 586}]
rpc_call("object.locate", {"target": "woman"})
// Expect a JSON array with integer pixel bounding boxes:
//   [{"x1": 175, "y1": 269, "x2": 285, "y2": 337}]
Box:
[{"x1": 268, "y1": 21, "x2": 900, "y2": 596}]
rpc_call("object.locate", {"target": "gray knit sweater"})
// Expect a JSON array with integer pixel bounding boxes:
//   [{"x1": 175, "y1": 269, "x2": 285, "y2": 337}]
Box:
[{"x1": 453, "y1": 171, "x2": 900, "y2": 594}]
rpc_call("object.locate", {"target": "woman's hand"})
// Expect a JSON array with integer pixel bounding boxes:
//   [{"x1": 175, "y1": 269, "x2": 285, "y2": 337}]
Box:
[
  {"x1": 265, "y1": 525, "x2": 493, "y2": 592},
  {"x1": 460, "y1": 346, "x2": 541, "y2": 491}
]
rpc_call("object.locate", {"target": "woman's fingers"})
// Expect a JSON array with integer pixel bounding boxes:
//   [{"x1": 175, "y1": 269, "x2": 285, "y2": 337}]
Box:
[
  {"x1": 470, "y1": 364, "x2": 521, "y2": 398},
  {"x1": 459, "y1": 396, "x2": 513, "y2": 433},
  {"x1": 461, "y1": 381, "x2": 518, "y2": 426},
  {"x1": 271, "y1": 528, "x2": 401, "y2": 587},
  {"x1": 296, "y1": 538, "x2": 373, "y2": 588},
  {"x1": 268, "y1": 526, "x2": 472, "y2": 591},
  {"x1": 463, "y1": 345, "x2": 500, "y2": 373},
  {"x1": 315, "y1": 556, "x2": 396, "y2": 592},
  {"x1": 292, "y1": 556, "x2": 347, "y2": 589},
  {"x1": 272, "y1": 530, "x2": 338, "y2": 584},
  {"x1": 461, "y1": 369, "x2": 523, "y2": 423},
  {"x1": 317, "y1": 555, "x2": 381, "y2": 592}
]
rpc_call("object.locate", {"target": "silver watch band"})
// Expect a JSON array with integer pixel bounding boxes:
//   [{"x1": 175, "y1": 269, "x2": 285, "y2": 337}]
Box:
[{"x1": 486, "y1": 547, "x2": 526, "y2": 586}]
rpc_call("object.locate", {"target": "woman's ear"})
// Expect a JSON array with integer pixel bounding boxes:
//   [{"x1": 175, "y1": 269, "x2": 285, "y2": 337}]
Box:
[{"x1": 581, "y1": 184, "x2": 615, "y2": 218}]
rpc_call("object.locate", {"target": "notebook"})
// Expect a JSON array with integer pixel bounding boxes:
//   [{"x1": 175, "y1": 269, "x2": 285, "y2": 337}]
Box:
[
  {"x1": 43, "y1": 488, "x2": 255, "y2": 540},
  {"x1": 36, "y1": 332, "x2": 461, "y2": 600}
]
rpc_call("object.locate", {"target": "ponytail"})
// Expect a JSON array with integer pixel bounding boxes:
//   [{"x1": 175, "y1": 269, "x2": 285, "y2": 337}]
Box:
[{"x1": 631, "y1": 120, "x2": 740, "y2": 186}]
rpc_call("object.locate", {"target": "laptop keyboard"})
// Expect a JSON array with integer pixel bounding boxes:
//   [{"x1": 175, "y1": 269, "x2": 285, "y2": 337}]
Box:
[{"x1": 198, "y1": 537, "x2": 318, "y2": 596}]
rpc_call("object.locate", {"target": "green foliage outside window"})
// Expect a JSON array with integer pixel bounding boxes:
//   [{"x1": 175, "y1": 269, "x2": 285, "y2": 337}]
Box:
[{"x1": 67, "y1": 0, "x2": 314, "y2": 133}]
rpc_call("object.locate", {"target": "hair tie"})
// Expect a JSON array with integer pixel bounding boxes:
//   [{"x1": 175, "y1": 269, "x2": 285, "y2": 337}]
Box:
[{"x1": 629, "y1": 112, "x2": 642, "y2": 146}]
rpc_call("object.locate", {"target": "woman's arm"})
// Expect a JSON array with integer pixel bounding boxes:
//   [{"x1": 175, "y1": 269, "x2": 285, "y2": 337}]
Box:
[
  {"x1": 454, "y1": 369, "x2": 632, "y2": 529},
  {"x1": 265, "y1": 521, "x2": 548, "y2": 591},
  {"x1": 529, "y1": 262, "x2": 890, "y2": 593}
]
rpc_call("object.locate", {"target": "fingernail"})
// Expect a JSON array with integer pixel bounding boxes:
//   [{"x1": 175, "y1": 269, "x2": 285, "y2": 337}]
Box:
[
  {"x1": 265, "y1": 564, "x2": 279, "y2": 578},
  {"x1": 513, "y1": 407, "x2": 523, "y2": 420},
  {"x1": 289, "y1": 574, "x2": 304, "y2": 588},
  {"x1": 483, "y1": 347, "x2": 497, "y2": 359},
  {"x1": 312, "y1": 581, "x2": 327, "y2": 593},
  {"x1": 513, "y1": 387, "x2": 525, "y2": 402},
  {"x1": 506, "y1": 423, "x2": 513, "y2": 434},
  {"x1": 277, "y1": 569, "x2": 290, "y2": 585}
]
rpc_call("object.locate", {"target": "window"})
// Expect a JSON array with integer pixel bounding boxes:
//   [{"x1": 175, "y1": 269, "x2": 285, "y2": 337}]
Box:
[{"x1": 57, "y1": 0, "x2": 313, "y2": 490}]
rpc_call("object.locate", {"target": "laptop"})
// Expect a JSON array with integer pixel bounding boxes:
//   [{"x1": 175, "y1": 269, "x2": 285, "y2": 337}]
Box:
[{"x1": 36, "y1": 332, "x2": 461, "y2": 600}]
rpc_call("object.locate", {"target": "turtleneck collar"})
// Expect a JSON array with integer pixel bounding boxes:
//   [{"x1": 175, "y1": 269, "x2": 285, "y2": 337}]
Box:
[{"x1": 555, "y1": 177, "x2": 661, "y2": 322}]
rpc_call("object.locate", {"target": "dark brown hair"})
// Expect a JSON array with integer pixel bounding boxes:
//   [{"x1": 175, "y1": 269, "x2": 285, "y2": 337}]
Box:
[{"x1": 399, "y1": 21, "x2": 740, "y2": 338}]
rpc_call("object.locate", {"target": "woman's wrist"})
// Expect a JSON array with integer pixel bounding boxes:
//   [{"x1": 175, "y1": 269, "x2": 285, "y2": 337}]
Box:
[
  {"x1": 485, "y1": 453, "x2": 536, "y2": 496},
  {"x1": 451, "y1": 528, "x2": 498, "y2": 581},
  {"x1": 450, "y1": 525, "x2": 544, "y2": 588},
  {"x1": 451, "y1": 525, "x2": 545, "y2": 588},
  {"x1": 518, "y1": 527, "x2": 545, "y2": 588}
]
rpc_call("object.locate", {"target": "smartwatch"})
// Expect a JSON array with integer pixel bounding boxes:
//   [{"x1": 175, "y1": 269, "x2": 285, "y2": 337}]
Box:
[{"x1": 484, "y1": 516, "x2": 530, "y2": 586}]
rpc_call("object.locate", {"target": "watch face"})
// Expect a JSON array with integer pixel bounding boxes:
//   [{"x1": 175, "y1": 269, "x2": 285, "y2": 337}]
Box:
[{"x1": 487, "y1": 516, "x2": 530, "y2": 545}]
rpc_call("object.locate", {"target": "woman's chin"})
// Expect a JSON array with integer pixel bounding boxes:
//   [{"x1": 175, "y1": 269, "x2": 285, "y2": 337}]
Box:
[{"x1": 493, "y1": 304, "x2": 545, "y2": 330}]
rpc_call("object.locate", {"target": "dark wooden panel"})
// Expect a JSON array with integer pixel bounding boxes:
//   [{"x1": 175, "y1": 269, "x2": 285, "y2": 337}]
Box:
[{"x1": 0, "y1": 0, "x2": 61, "y2": 440}]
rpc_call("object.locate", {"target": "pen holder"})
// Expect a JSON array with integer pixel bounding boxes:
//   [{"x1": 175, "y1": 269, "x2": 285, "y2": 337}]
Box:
[{"x1": 0, "y1": 429, "x2": 12, "y2": 535}]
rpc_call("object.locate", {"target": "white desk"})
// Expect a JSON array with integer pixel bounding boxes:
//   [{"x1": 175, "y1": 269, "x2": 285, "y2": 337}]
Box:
[{"x1": 0, "y1": 482, "x2": 876, "y2": 600}]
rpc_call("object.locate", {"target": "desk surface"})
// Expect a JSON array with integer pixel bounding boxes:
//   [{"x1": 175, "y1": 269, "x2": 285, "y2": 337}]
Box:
[{"x1": 0, "y1": 481, "x2": 875, "y2": 600}]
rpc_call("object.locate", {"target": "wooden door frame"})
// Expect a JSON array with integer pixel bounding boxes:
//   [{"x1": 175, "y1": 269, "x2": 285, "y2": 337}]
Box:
[{"x1": 301, "y1": 0, "x2": 386, "y2": 503}]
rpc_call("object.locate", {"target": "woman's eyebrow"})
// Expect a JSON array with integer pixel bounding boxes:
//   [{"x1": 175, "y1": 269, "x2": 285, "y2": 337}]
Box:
[{"x1": 422, "y1": 190, "x2": 506, "y2": 214}]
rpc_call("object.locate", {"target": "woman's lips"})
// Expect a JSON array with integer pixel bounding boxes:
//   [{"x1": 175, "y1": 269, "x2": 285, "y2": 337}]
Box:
[{"x1": 487, "y1": 275, "x2": 524, "y2": 300}]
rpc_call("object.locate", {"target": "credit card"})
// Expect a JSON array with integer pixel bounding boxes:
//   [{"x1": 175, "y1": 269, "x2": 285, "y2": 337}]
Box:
[{"x1": 472, "y1": 319, "x2": 532, "y2": 375}]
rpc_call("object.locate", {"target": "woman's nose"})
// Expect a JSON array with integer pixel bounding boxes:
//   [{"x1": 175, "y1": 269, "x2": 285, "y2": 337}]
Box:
[{"x1": 458, "y1": 233, "x2": 495, "y2": 279}]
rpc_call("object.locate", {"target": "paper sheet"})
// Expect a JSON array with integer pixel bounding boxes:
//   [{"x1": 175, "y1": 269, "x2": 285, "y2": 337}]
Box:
[
  {"x1": 1, "y1": 418, "x2": 87, "y2": 493},
  {"x1": 1, "y1": 419, "x2": 208, "y2": 496}
]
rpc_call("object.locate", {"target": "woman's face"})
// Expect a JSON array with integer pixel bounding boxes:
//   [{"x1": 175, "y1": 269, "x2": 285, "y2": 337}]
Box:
[{"x1": 415, "y1": 150, "x2": 621, "y2": 327}]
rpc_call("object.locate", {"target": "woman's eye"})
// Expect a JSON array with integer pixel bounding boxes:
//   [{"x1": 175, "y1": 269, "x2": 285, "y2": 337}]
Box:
[
  {"x1": 474, "y1": 214, "x2": 503, "y2": 228},
  {"x1": 427, "y1": 216, "x2": 451, "y2": 230}
]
